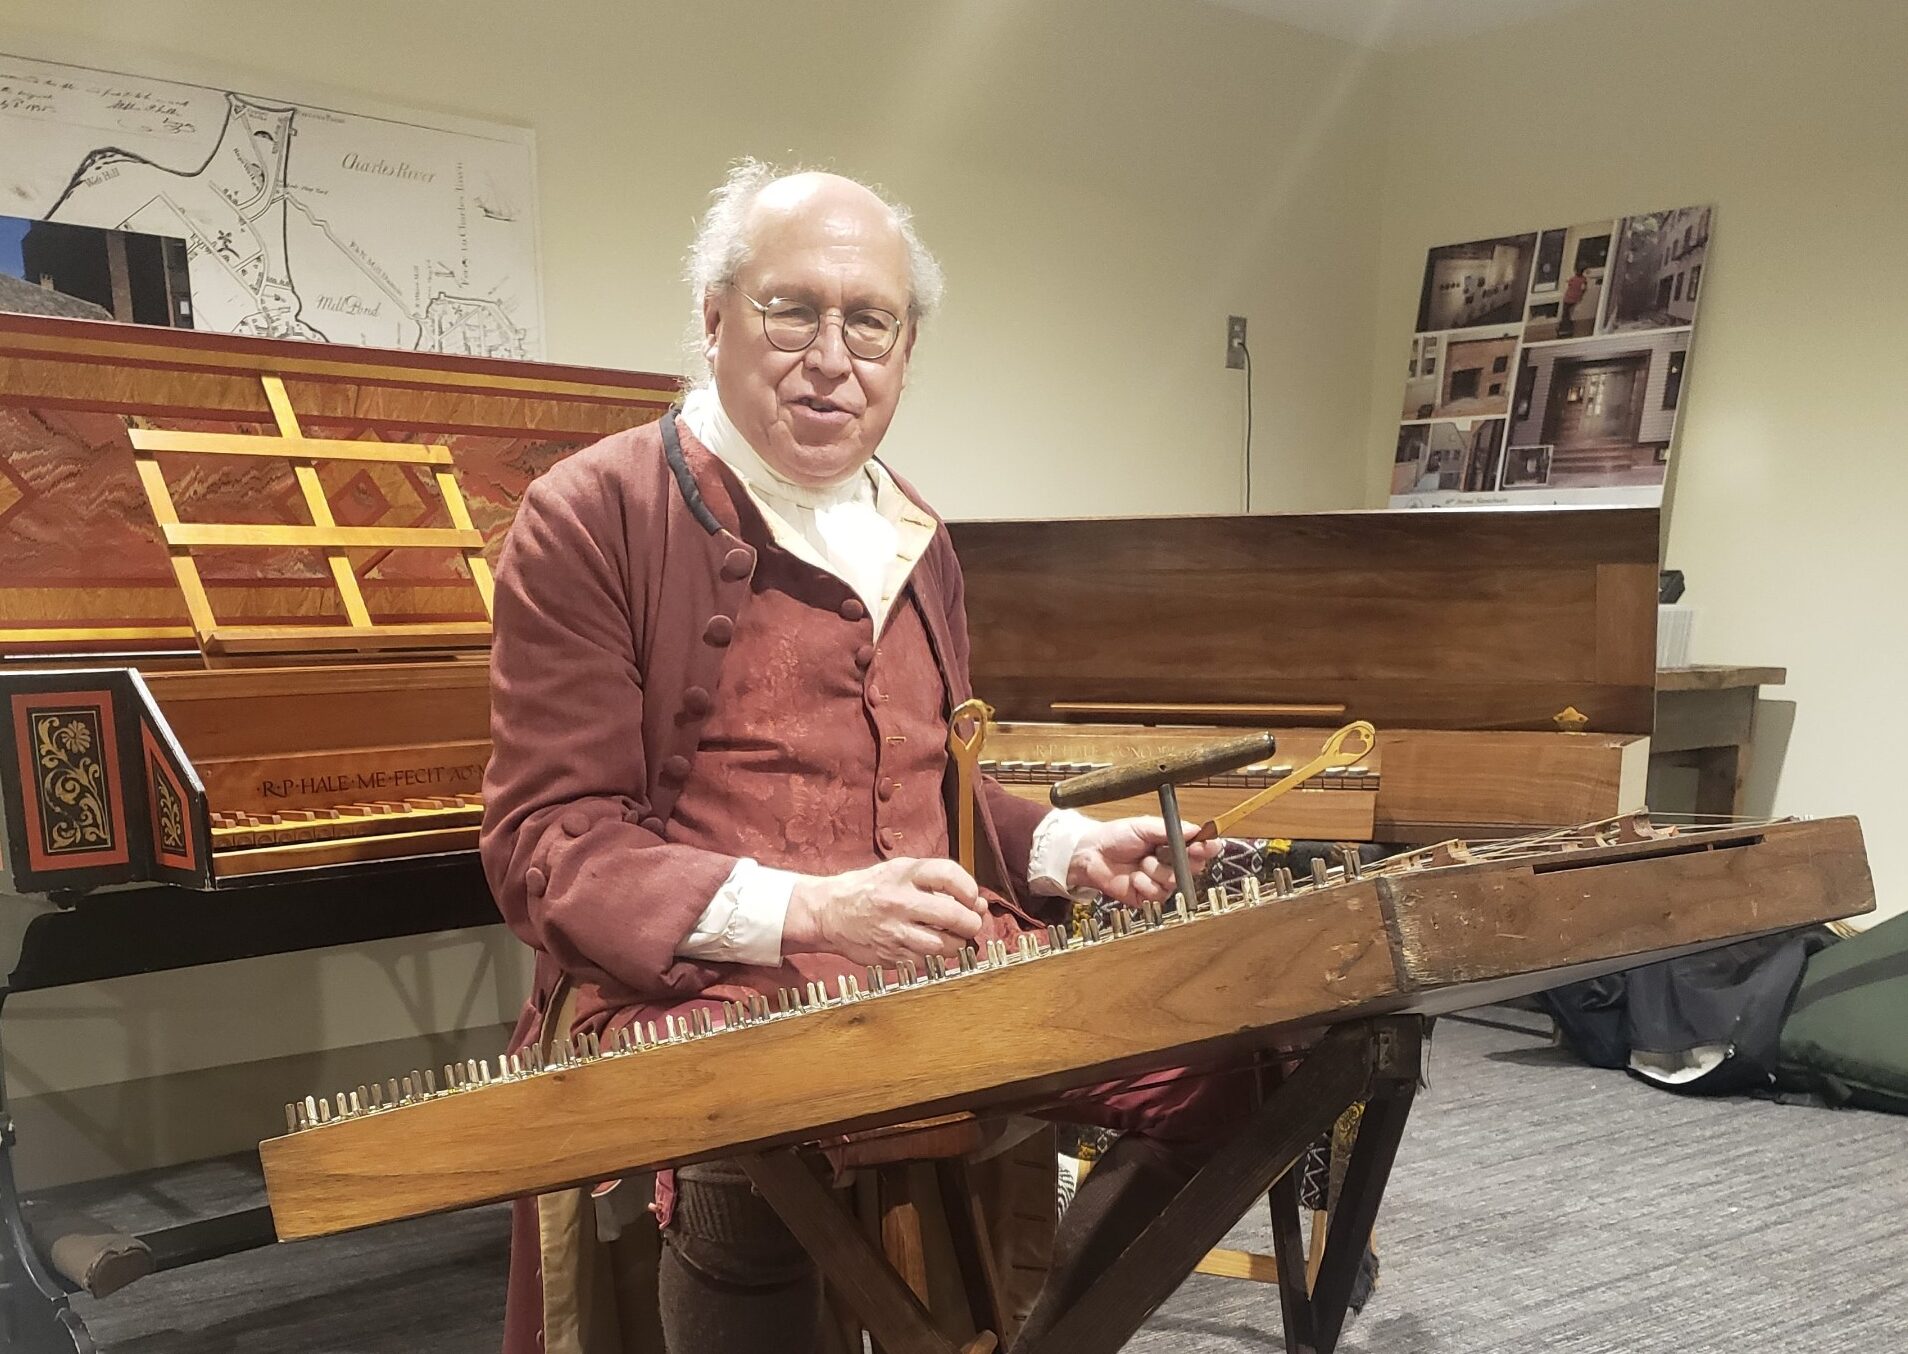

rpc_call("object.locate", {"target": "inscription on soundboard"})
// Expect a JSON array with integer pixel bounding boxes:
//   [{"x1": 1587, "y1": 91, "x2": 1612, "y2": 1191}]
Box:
[{"x1": 259, "y1": 762, "x2": 485, "y2": 800}]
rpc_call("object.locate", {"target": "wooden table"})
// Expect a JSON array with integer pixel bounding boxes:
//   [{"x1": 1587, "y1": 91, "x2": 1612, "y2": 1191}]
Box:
[{"x1": 1654, "y1": 666, "x2": 1787, "y2": 818}]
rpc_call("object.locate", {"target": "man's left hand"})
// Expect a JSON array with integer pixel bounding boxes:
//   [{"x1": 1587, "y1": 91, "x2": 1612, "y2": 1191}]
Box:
[{"x1": 1065, "y1": 817, "x2": 1216, "y2": 905}]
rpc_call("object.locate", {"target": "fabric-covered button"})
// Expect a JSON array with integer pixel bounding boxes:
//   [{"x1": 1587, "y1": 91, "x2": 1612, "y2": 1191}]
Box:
[
  {"x1": 561, "y1": 810, "x2": 590, "y2": 837},
  {"x1": 854, "y1": 643, "x2": 875, "y2": 670},
  {"x1": 703, "y1": 615, "x2": 735, "y2": 646},
  {"x1": 839, "y1": 597, "x2": 866, "y2": 622},
  {"x1": 660, "y1": 754, "x2": 692, "y2": 783},
  {"x1": 877, "y1": 779, "x2": 895, "y2": 802},
  {"x1": 640, "y1": 815, "x2": 665, "y2": 835},
  {"x1": 682, "y1": 686, "x2": 713, "y2": 718},
  {"x1": 525, "y1": 866, "x2": 548, "y2": 897},
  {"x1": 720, "y1": 547, "x2": 754, "y2": 581}
]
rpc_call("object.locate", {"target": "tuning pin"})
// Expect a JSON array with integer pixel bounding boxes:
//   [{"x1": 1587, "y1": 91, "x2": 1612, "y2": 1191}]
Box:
[
  {"x1": 367, "y1": 1083, "x2": 384, "y2": 1109},
  {"x1": 285, "y1": 1103, "x2": 299, "y2": 1133},
  {"x1": 1083, "y1": 916, "x2": 1103, "y2": 943},
  {"x1": 400, "y1": 1076, "x2": 415, "y2": 1104},
  {"x1": 647, "y1": 1020, "x2": 661, "y2": 1045},
  {"x1": 317, "y1": 1097, "x2": 332, "y2": 1124},
  {"x1": 424, "y1": 1069, "x2": 439, "y2": 1095},
  {"x1": 305, "y1": 1094, "x2": 321, "y2": 1125},
  {"x1": 1046, "y1": 924, "x2": 1068, "y2": 952},
  {"x1": 465, "y1": 1058, "x2": 481, "y2": 1084},
  {"x1": 347, "y1": 1090, "x2": 362, "y2": 1116},
  {"x1": 959, "y1": 946, "x2": 978, "y2": 972},
  {"x1": 386, "y1": 1077, "x2": 401, "y2": 1104},
  {"x1": 665, "y1": 1014, "x2": 681, "y2": 1041},
  {"x1": 1273, "y1": 867, "x2": 1293, "y2": 896},
  {"x1": 840, "y1": 974, "x2": 856, "y2": 1001},
  {"x1": 1174, "y1": 891, "x2": 1190, "y2": 921},
  {"x1": 695, "y1": 1008, "x2": 714, "y2": 1036},
  {"x1": 477, "y1": 1060, "x2": 492, "y2": 1085},
  {"x1": 1310, "y1": 858, "x2": 1330, "y2": 888},
  {"x1": 1244, "y1": 876, "x2": 1263, "y2": 905},
  {"x1": 1338, "y1": 846, "x2": 1363, "y2": 879}
]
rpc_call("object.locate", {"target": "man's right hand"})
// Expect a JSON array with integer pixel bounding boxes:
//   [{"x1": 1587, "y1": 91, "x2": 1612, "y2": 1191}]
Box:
[{"x1": 783, "y1": 858, "x2": 987, "y2": 967}]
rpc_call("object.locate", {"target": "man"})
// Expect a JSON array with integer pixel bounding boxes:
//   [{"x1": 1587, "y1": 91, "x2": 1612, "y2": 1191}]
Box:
[{"x1": 482, "y1": 161, "x2": 1251, "y2": 1354}]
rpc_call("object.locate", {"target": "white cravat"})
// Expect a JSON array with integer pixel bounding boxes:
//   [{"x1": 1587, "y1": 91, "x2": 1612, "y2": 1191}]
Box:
[
  {"x1": 681, "y1": 384, "x2": 904, "y2": 627},
  {"x1": 672, "y1": 384, "x2": 1089, "y2": 965}
]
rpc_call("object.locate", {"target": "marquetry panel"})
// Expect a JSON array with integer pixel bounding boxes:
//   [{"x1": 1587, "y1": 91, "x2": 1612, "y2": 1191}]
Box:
[{"x1": 0, "y1": 313, "x2": 677, "y2": 655}]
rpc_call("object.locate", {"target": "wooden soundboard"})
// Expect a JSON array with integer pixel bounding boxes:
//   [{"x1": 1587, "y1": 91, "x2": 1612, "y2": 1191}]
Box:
[{"x1": 258, "y1": 815, "x2": 1872, "y2": 1241}]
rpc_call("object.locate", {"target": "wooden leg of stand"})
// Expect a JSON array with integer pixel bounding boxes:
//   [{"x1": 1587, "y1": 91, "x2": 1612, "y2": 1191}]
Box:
[
  {"x1": 1015, "y1": 1021, "x2": 1381, "y2": 1354},
  {"x1": 1268, "y1": 1169, "x2": 1317, "y2": 1354},
  {"x1": 1306, "y1": 1208, "x2": 1328, "y2": 1288},
  {"x1": 936, "y1": 1160, "x2": 1009, "y2": 1340},
  {"x1": 740, "y1": 1150, "x2": 958, "y2": 1354},
  {"x1": 880, "y1": 1167, "x2": 934, "y2": 1308},
  {"x1": 1310, "y1": 1023, "x2": 1423, "y2": 1354}
]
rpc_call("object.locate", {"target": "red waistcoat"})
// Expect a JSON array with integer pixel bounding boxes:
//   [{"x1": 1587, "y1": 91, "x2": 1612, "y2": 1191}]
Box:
[{"x1": 661, "y1": 493, "x2": 965, "y2": 1007}]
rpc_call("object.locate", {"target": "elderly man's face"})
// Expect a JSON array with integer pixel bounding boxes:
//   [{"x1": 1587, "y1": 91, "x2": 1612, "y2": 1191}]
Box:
[{"x1": 703, "y1": 175, "x2": 916, "y2": 486}]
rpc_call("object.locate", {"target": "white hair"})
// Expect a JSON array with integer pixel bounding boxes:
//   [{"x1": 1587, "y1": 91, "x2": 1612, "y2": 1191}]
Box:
[{"x1": 682, "y1": 159, "x2": 945, "y2": 383}]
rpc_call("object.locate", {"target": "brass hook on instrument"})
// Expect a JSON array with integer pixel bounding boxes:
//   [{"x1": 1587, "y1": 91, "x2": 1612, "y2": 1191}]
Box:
[
  {"x1": 1191, "y1": 719, "x2": 1377, "y2": 842},
  {"x1": 947, "y1": 699, "x2": 993, "y2": 876},
  {"x1": 948, "y1": 698, "x2": 992, "y2": 758}
]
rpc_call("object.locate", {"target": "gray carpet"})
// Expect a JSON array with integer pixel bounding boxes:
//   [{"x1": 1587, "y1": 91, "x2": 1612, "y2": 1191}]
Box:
[{"x1": 57, "y1": 1007, "x2": 1908, "y2": 1352}]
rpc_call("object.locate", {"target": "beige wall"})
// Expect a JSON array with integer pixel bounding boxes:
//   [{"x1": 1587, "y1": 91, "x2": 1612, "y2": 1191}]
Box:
[
  {"x1": 0, "y1": 0, "x2": 1386, "y2": 1183},
  {"x1": 1364, "y1": 0, "x2": 1908, "y2": 920}
]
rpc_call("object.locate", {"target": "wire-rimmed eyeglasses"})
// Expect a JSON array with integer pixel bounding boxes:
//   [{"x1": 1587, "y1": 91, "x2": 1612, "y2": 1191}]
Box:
[{"x1": 735, "y1": 288, "x2": 904, "y2": 361}]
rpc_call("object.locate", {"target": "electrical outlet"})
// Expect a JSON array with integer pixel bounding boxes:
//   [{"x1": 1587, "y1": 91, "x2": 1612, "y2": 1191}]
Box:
[{"x1": 1226, "y1": 315, "x2": 1248, "y2": 370}]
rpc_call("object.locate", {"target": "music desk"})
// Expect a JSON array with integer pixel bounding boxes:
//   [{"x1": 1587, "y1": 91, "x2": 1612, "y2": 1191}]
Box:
[{"x1": 1654, "y1": 666, "x2": 1788, "y2": 818}]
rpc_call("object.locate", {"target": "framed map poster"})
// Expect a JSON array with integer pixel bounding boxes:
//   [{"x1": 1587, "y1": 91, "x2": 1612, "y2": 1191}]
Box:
[
  {"x1": 0, "y1": 51, "x2": 543, "y2": 358},
  {"x1": 1391, "y1": 205, "x2": 1710, "y2": 508}
]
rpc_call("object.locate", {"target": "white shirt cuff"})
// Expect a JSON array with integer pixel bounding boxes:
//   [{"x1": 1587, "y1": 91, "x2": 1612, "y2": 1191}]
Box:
[
  {"x1": 676, "y1": 858, "x2": 798, "y2": 965},
  {"x1": 1028, "y1": 808, "x2": 1099, "y2": 897}
]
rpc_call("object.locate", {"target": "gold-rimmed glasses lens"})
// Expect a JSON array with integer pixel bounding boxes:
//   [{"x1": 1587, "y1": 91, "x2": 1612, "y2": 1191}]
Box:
[
  {"x1": 758, "y1": 299, "x2": 820, "y2": 352},
  {"x1": 840, "y1": 308, "x2": 901, "y2": 359}
]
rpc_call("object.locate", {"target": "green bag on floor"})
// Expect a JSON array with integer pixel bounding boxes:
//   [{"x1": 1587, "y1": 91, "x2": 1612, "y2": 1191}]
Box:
[{"x1": 1777, "y1": 911, "x2": 1908, "y2": 1114}]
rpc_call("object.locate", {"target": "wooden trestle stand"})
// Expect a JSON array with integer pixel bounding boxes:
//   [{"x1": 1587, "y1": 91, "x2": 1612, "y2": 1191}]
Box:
[{"x1": 740, "y1": 729, "x2": 1394, "y2": 1354}]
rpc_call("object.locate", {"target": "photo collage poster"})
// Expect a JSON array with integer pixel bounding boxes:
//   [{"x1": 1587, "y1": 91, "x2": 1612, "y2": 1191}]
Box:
[{"x1": 1390, "y1": 205, "x2": 1711, "y2": 508}]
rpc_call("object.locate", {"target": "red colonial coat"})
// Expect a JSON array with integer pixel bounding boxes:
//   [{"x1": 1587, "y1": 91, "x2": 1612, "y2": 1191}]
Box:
[{"x1": 480, "y1": 413, "x2": 1055, "y2": 1054}]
